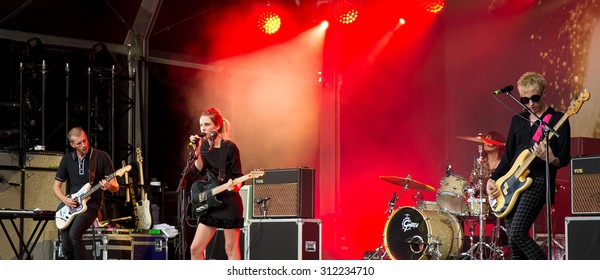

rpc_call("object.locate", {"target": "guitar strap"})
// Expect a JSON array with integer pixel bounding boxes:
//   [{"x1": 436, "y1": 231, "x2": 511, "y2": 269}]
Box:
[
  {"x1": 88, "y1": 148, "x2": 103, "y2": 216},
  {"x1": 89, "y1": 148, "x2": 97, "y2": 184},
  {"x1": 532, "y1": 113, "x2": 553, "y2": 142},
  {"x1": 218, "y1": 140, "x2": 229, "y2": 183}
]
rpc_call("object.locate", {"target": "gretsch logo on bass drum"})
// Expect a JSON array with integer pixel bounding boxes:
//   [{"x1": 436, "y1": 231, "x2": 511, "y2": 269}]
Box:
[{"x1": 402, "y1": 214, "x2": 419, "y2": 232}]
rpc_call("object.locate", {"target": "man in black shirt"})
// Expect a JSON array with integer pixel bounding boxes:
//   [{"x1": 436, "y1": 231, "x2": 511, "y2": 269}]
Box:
[
  {"x1": 487, "y1": 72, "x2": 570, "y2": 260},
  {"x1": 52, "y1": 127, "x2": 119, "y2": 259}
]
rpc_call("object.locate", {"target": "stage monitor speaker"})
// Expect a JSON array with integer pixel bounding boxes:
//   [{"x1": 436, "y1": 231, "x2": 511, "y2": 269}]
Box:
[
  {"x1": 571, "y1": 156, "x2": 600, "y2": 214},
  {"x1": 565, "y1": 216, "x2": 600, "y2": 260},
  {"x1": 252, "y1": 167, "x2": 314, "y2": 219}
]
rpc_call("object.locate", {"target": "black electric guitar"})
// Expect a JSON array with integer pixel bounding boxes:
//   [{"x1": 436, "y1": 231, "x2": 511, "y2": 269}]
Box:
[
  {"x1": 490, "y1": 90, "x2": 590, "y2": 218},
  {"x1": 55, "y1": 165, "x2": 132, "y2": 230},
  {"x1": 191, "y1": 170, "x2": 264, "y2": 216}
]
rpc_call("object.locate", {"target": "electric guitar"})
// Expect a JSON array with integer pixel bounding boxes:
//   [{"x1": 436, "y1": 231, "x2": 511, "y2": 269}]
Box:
[
  {"x1": 55, "y1": 165, "x2": 132, "y2": 230},
  {"x1": 191, "y1": 170, "x2": 264, "y2": 216},
  {"x1": 123, "y1": 159, "x2": 139, "y2": 229},
  {"x1": 490, "y1": 90, "x2": 590, "y2": 218},
  {"x1": 136, "y1": 147, "x2": 152, "y2": 230}
]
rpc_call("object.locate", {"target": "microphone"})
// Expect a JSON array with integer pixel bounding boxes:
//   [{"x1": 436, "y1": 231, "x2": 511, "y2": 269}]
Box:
[
  {"x1": 208, "y1": 131, "x2": 218, "y2": 152},
  {"x1": 493, "y1": 85, "x2": 513, "y2": 95},
  {"x1": 189, "y1": 132, "x2": 207, "y2": 146},
  {"x1": 255, "y1": 197, "x2": 271, "y2": 204},
  {"x1": 209, "y1": 131, "x2": 218, "y2": 141}
]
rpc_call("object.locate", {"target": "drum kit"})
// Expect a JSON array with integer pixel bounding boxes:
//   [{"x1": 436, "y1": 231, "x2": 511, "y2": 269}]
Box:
[{"x1": 366, "y1": 134, "x2": 508, "y2": 260}]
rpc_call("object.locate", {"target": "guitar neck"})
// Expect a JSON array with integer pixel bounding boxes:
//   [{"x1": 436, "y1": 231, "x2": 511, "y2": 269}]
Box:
[
  {"x1": 210, "y1": 174, "x2": 252, "y2": 196},
  {"x1": 515, "y1": 113, "x2": 568, "y2": 175},
  {"x1": 81, "y1": 172, "x2": 118, "y2": 199}
]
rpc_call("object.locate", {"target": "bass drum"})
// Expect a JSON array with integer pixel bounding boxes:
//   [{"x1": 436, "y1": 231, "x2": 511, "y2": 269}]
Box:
[{"x1": 383, "y1": 207, "x2": 463, "y2": 260}]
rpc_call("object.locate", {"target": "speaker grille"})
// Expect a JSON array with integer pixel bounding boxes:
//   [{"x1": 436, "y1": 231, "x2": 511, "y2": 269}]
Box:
[
  {"x1": 253, "y1": 183, "x2": 298, "y2": 218},
  {"x1": 572, "y1": 173, "x2": 600, "y2": 214}
]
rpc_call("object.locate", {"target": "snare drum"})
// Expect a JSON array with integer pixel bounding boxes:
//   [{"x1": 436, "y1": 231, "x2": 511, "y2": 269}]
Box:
[
  {"x1": 416, "y1": 200, "x2": 441, "y2": 211},
  {"x1": 436, "y1": 174, "x2": 468, "y2": 215},
  {"x1": 467, "y1": 197, "x2": 490, "y2": 216},
  {"x1": 383, "y1": 207, "x2": 463, "y2": 260}
]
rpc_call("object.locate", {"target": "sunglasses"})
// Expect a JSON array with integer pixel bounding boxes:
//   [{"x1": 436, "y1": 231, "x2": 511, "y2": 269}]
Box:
[{"x1": 519, "y1": 94, "x2": 542, "y2": 104}]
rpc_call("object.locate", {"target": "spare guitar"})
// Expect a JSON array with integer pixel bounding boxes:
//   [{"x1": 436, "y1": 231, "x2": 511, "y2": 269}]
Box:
[
  {"x1": 123, "y1": 159, "x2": 139, "y2": 229},
  {"x1": 490, "y1": 90, "x2": 590, "y2": 218},
  {"x1": 136, "y1": 147, "x2": 152, "y2": 230},
  {"x1": 191, "y1": 170, "x2": 265, "y2": 216},
  {"x1": 55, "y1": 165, "x2": 132, "y2": 230}
]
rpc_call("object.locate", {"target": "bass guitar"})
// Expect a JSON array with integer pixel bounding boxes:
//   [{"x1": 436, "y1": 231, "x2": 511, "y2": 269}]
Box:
[
  {"x1": 136, "y1": 147, "x2": 152, "y2": 229},
  {"x1": 490, "y1": 90, "x2": 590, "y2": 218},
  {"x1": 191, "y1": 170, "x2": 264, "y2": 216},
  {"x1": 55, "y1": 165, "x2": 132, "y2": 230}
]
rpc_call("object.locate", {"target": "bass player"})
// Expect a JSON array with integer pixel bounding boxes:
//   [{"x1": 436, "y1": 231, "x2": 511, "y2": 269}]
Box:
[{"x1": 487, "y1": 72, "x2": 571, "y2": 260}]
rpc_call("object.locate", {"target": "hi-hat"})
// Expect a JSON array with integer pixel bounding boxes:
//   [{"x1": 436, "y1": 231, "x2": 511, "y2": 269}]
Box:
[
  {"x1": 457, "y1": 135, "x2": 505, "y2": 146},
  {"x1": 379, "y1": 176, "x2": 436, "y2": 192}
]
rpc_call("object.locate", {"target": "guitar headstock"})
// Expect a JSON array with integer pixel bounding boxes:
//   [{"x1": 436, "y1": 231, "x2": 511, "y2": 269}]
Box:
[
  {"x1": 116, "y1": 165, "x2": 133, "y2": 177},
  {"x1": 566, "y1": 90, "x2": 590, "y2": 117},
  {"x1": 136, "y1": 147, "x2": 143, "y2": 164},
  {"x1": 249, "y1": 169, "x2": 265, "y2": 179}
]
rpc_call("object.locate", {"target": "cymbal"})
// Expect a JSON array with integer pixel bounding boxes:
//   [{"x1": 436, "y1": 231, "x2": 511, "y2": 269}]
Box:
[
  {"x1": 379, "y1": 176, "x2": 436, "y2": 192},
  {"x1": 456, "y1": 135, "x2": 505, "y2": 146}
]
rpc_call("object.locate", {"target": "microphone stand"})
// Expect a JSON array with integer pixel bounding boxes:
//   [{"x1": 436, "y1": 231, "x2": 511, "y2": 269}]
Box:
[
  {"x1": 175, "y1": 146, "x2": 200, "y2": 260},
  {"x1": 502, "y1": 91, "x2": 560, "y2": 260}
]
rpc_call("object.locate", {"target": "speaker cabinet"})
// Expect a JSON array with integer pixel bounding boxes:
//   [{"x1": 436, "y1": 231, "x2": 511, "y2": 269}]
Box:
[
  {"x1": 565, "y1": 216, "x2": 600, "y2": 260},
  {"x1": 0, "y1": 169, "x2": 60, "y2": 260},
  {"x1": 571, "y1": 156, "x2": 600, "y2": 214},
  {"x1": 0, "y1": 169, "x2": 22, "y2": 260},
  {"x1": 246, "y1": 218, "x2": 321, "y2": 260},
  {"x1": 252, "y1": 167, "x2": 314, "y2": 218}
]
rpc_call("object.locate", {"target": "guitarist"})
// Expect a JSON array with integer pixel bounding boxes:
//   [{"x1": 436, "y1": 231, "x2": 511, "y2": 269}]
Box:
[
  {"x1": 52, "y1": 127, "x2": 120, "y2": 259},
  {"x1": 486, "y1": 72, "x2": 571, "y2": 260},
  {"x1": 188, "y1": 108, "x2": 244, "y2": 260}
]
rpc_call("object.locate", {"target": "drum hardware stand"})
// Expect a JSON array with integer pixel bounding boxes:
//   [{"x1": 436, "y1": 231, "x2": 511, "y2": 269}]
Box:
[
  {"x1": 365, "y1": 191, "x2": 401, "y2": 260},
  {"x1": 461, "y1": 144, "x2": 498, "y2": 260},
  {"x1": 534, "y1": 206, "x2": 565, "y2": 260},
  {"x1": 488, "y1": 217, "x2": 507, "y2": 259}
]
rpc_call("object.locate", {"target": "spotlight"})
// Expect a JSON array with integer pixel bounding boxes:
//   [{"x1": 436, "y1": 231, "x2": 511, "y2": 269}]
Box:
[
  {"x1": 258, "y1": 10, "x2": 281, "y2": 35},
  {"x1": 25, "y1": 37, "x2": 44, "y2": 63},
  {"x1": 333, "y1": 0, "x2": 359, "y2": 25},
  {"x1": 90, "y1": 42, "x2": 114, "y2": 69},
  {"x1": 419, "y1": 0, "x2": 445, "y2": 14}
]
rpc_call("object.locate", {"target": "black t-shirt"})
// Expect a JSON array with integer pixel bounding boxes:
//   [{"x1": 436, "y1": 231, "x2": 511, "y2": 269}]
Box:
[{"x1": 55, "y1": 148, "x2": 115, "y2": 211}]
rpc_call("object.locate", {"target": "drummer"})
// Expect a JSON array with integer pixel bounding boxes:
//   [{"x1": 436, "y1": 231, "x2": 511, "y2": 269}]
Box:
[{"x1": 467, "y1": 131, "x2": 506, "y2": 197}]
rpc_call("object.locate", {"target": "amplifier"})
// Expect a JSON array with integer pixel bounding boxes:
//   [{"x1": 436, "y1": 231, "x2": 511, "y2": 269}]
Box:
[
  {"x1": 565, "y1": 216, "x2": 600, "y2": 260},
  {"x1": 252, "y1": 167, "x2": 314, "y2": 218},
  {"x1": 0, "y1": 151, "x2": 19, "y2": 167},
  {"x1": 571, "y1": 156, "x2": 600, "y2": 214},
  {"x1": 25, "y1": 151, "x2": 62, "y2": 169}
]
